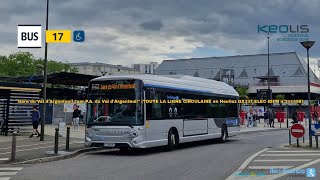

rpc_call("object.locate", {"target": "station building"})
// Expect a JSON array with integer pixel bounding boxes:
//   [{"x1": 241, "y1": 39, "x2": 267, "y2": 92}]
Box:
[
  {"x1": 156, "y1": 52, "x2": 320, "y2": 100},
  {"x1": 156, "y1": 52, "x2": 320, "y2": 115}
]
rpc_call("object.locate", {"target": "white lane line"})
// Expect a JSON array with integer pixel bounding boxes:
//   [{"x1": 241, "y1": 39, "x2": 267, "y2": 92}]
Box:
[
  {"x1": 260, "y1": 154, "x2": 320, "y2": 156},
  {"x1": 254, "y1": 159, "x2": 312, "y2": 162},
  {"x1": 225, "y1": 148, "x2": 269, "y2": 180},
  {"x1": 0, "y1": 167, "x2": 23, "y2": 171},
  {"x1": 267, "y1": 150, "x2": 320, "y2": 153},
  {"x1": 0, "y1": 172, "x2": 17, "y2": 176},
  {"x1": 0, "y1": 142, "x2": 78, "y2": 155},
  {"x1": 0, "y1": 177, "x2": 11, "y2": 180},
  {"x1": 0, "y1": 141, "x2": 53, "y2": 151},
  {"x1": 248, "y1": 166, "x2": 293, "y2": 170},
  {"x1": 263, "y1": 156, "x2": 320, "y2": 180},
  {"x1": 0, "y1": 158, "x2": 9, "y2": 161}
]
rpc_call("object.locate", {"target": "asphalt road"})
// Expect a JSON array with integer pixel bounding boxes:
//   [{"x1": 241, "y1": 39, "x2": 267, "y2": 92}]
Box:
[{"x1": 11, "y1": 130, "x2": 289, "y2": 180}]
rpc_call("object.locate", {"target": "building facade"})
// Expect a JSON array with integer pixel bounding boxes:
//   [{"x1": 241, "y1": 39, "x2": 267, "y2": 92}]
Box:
[
  {"x1": 71, "y1": 62, "x2": 139, "y2": 76},
  {"x1": 132, "y1": 62, "x2": 159, "y2": 74},
  {"x1": 156, "y1": 52, "x2": 320, "y2": 100}
]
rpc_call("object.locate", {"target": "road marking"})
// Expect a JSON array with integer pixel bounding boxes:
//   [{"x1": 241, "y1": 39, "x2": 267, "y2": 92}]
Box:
[
  {"x1": 248, "y1": 166, "x2": 293, "y2": 170},
  {"x1": 0, "y1": 158, "x2": 9, "y2": 161},
  {"x1": 225, "y1": 148, "x2": 269, "y2": 180},
  {"x1": 0, "y1": 167, "x2": 23, "y2": 171},
  {"x1": 0, "y1": 141, "x2": 53, "y2": 151},
  {"x1": 260, "y1": 154, "x2": 320, "y2": 156},
  {"x1": 0, "y1": 177, "x2": 11, "y2": 180},
  {"x1": 262, "y1": 156, "x2": 320, "y2": 180},
  {"x1": 254, "y1": 159, "x2": 312, "y2": 162},
  {"x1": 0, "y1": 142, "x2": 78, "y2": 155},
  {"x1": 267, "y1": 150, "x2": 320, "y2": 153},
  {"x1": 0, "y1": 172, "x2": 17, "y2": 176}
]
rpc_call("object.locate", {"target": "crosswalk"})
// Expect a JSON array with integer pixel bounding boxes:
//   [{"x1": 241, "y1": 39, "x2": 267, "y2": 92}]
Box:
[
  {"x1": 242, "y1": 147, "x2": 320, "y2": 179},
  {"x1": 0, "y1": 158, "x2": 23, "y2": 180},
  {"x1": 227, "y1": 147, "x2": 320, "y2": 179},
  {"x1": 0, "y1": 166, "x2": 23, "y2": 180}
]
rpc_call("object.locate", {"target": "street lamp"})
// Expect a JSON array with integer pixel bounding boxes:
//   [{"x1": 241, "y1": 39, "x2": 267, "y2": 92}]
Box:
[
  {"x1": 300, "y1": 40, "x2": 315, "y2": 148},
  {"x1": 40, "y1": 0, "x2": 50, "y2": 141}
]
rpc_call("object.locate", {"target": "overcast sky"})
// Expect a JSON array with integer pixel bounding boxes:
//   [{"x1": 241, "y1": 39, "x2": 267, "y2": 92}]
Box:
[{"x1": 1, "y1": 0, "x2": 319, "y2": 70}]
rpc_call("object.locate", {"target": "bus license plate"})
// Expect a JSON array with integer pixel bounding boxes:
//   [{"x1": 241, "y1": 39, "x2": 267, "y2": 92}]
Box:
[{"x1": 104, "y1": 143, "x2": 115, "y2": 147}]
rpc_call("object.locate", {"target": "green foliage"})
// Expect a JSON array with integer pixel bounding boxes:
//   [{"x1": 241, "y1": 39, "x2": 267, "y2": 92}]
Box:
[
  {"x1": 236, "y1": 86, "x2": 248, "y2": 99},
  {"x1": 0, "y1": 52, "x2": 78, "y2": 77},
  {"x1": 275, "y1": 94, "x2": 285, "y2": 100}
]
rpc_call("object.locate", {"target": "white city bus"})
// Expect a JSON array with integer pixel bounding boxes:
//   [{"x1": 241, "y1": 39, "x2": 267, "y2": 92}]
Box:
[{"x1": 84, "y1": 74, "x2": 239, "y2": 150}]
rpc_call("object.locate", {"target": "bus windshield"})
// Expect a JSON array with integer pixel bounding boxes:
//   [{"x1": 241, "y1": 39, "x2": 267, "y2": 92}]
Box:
[{"x1": 86, "y1": 80, "x2": 143, "y2": 126}]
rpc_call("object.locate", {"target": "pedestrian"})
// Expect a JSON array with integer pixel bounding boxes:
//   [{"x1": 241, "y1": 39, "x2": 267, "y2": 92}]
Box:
[
  {"x1": 29, "y1": 106, "x2": 41, "y2": 138},
  {"x1": 264, "y1": 109, "x2": 270, "y2": 127},
  {"x1": 252, "y1": 109, "x2": 258, "y2": 127},
  {"x1": 291, "y1": 109, "x2": 298, "y2": 124},
  {"x1": 72, "y1": 104, "x2": 81, "y2": 131},
  {"x1": 247, "y1": 109, "x2": 253, "y2": 128},
  {"x1": 269, "y1": 109, "x2": 275, "y2": 128},
  {"x1": 314, "y1": 111, "x2": 318, "y2": 123}
]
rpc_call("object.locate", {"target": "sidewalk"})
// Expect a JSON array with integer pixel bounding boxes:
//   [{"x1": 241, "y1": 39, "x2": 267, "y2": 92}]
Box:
[
  {"x1": 0, "y1": 124, "x2": 90, "y2": 165},
  {"x1": 239, "y1": 118, "x2": 310, "y2": 134}
]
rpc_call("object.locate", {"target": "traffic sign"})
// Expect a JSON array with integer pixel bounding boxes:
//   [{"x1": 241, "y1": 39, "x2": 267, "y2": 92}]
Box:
[
  {"x1": 46, "y1": 30, "x2": 71, "y2": 43},
  {"x1": 17, "y1": 25, "x2": 42, "y2": 48},
  {"x1": 310, "y1": 124, "x2": 320, "y2": 136},
  {"x1": 290, "y1": 124, "x2": 305, "y2": 139}
]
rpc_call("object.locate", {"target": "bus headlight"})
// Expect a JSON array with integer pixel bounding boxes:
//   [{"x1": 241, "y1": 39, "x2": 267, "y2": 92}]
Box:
[
  {"x1": 86, "y1": 130, "x2": 93, "y2": 138},
  {"x1": 131, "y1": 130, "x2": 138, "y2": 137}
]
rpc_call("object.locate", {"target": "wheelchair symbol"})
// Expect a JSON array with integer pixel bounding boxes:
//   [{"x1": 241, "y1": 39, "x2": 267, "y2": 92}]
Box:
[{"x1": 73, "y1": 30, "x2": 85, "y2": 42}]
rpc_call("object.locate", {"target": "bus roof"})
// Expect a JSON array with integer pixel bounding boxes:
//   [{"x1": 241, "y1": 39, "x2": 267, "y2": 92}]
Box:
[{"x1": 90, "y1": 74, "x2": 239, "y2": 97}]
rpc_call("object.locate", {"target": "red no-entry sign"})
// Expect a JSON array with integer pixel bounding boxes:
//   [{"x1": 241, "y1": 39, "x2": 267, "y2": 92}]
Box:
[{"x1": 290, "y1": 124, "x2": 305, "y2": 139}]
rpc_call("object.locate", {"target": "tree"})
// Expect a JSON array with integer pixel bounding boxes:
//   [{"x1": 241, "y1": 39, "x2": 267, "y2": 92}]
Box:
[
  {"x1": 275, "y1": 94, "x2": 285, "y2": 111},
  {"x1": 0, "y1": 52, "x2": 78, "y2": 77},
  {"x1": 236, "y1": 86, "x2": 248, "y2": 112}
]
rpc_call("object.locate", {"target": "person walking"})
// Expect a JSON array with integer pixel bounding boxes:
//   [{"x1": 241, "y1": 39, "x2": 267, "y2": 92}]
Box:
[
  {"x1": 29, "y1": 106, "x2": 41, "y2": 138},
  {"x1": 247, "y1": 109, "x2": 253, "y2": 128},
  {"x1": 269, "y1": 109, "x2": 275, "y2": 128},
  {"x1": 264, "y1": 109, "x2": 270, "y2": 128},
  {"x1": 291, "y1": 109, "x2": 298, "y2": 124},
  {"x1": 314, "y1": 111, "x2": 318, "y2": 123},
  {"x1": 72, "y1": 104, "x2": 81, "y2": 131}
]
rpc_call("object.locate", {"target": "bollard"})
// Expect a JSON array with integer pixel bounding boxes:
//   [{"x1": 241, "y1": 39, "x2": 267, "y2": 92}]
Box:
[
  {"x1": 289, "y1": 130, "x2": 291, "y2": 145},
  {"x1": 66, "y1": 127, "x2": 70, "y2": 151},
  {"x1": 316, "y1": 136, "x2": 319, "y2": 149},
  {"x1": 54, "y1": 128, "x2": 59, "y2": 154},
  {"x1": 11, "y1": 131, "x2": 17, "y2": 161},
  {"x1": 297, "y1": 139, "x2": 299, "y2": 147}
]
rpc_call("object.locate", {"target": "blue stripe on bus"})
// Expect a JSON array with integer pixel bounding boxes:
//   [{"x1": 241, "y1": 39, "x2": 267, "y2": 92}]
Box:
[{"x1": 144, "y1": 84, "x2": 211, "y2": 93}]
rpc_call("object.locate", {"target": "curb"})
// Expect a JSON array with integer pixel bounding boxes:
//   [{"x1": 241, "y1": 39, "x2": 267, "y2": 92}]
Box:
[
  {"x1": 239, "y1": 128, "x2": 288, "y2": 135},
  {"x1": 10, "y1": 147, "x2": 104, "y2": 165}
]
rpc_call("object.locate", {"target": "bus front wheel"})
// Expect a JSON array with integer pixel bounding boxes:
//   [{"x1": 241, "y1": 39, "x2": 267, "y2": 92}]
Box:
[
  {"x1": 219, "y1": 125, "x2": 228, "y2": 143},
  {"x1": 167, "y1": 129, "x2": 178, "y2": 151}
]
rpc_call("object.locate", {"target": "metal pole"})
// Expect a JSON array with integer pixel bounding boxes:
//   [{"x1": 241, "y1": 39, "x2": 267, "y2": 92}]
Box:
[
  {"x1": 297, "y1": 139, "x2": 299, "y2": 147},
  {"x1": 10, "y1": 131, "x2": 17, "y2": 161},
  {"x1": 54, "y1": 128, "x2": 59, "y2": 154},
  {"x1": 41, "y1": 0, "x2": 49, "y2": 141},
  {"x1": 303, "y1": 134, "x2": 305, "y2": 143},
  {"x1": 66, "y1": 127, "x2": 70, "y2": 151},
  {"x1": 316, "y1": 136, "x2": 319, "y2": 148},
  {"x1": 307, "y1": 49, "x2": 312, "y2": 147},
  {"x1": 286, "y1": 104, "x2": 289, "y2": 128},
  {"x1": 267, "y1": 36, "x2": 270, "y2": 91},
  {"x1": 289, "y1": 130, "x2": 291, "y2": 145}
]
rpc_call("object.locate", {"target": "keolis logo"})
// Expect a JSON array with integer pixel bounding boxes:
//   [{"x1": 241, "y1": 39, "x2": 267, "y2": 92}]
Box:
[{"x1": 258, "y1": 25, "x2": 309, "y2": 33}]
